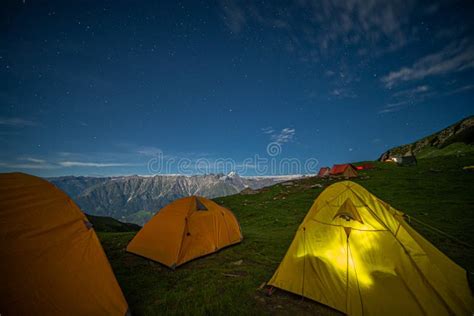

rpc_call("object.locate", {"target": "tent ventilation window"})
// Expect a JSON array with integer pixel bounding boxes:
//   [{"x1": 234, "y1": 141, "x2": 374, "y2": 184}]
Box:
[
  {"x1": 196, "y1": 198, "x2": 208, "y2": 211},
  {"x1": 339, "y1": 213, "x2": 353, "y2": 221},
  {"x1": 333, "y1": 199, "x2": 364, "y2": 224}
]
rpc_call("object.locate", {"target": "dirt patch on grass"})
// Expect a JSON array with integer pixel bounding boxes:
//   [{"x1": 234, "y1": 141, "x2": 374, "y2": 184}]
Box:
[{"x1": 255, "y1": 288, "x2": 342, "y2": 315}]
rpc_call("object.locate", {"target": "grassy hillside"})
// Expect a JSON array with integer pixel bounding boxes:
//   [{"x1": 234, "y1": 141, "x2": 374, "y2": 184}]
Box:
[
  {"x1": 87, "y1": 214, "x2": 141, "y2": 232},
  {"x1": 98, "y1": 155, "x2": 474, "y2": 315},
  {"x1": 378, "y1": 115, "x2": 474, "y2": 159},
  {"x1": 416, "y1": 142, "x2": 474, "y2": 159}
]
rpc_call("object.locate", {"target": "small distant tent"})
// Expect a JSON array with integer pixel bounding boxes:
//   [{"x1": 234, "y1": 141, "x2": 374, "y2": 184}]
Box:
[
  {"x1": 363, "y1": 162, "x2": 375, "y2": 169},
  {"x1": 0, "y1": 173, "x2": 128, "y2": 316},
  {"x1": 390, "y1": 155, "x2": 417, "y2": 166},
  {"x1": 356, "y1": 163, "x2": 375, "y2": 170},
  {"x1": 330, "y1": 164, "x2": 358, "y2": 178},
  {"x1": 391, "y1": 156, "x2": 403, "y2": 163},
  {"x1": 127, "y1": 196, "x2": 242, "y2": 268},
  {"x1": 317, "y1": 167, "x2": 330, "y2": 177},
  {"x1": 383, "y1": 157, "x2": 397, "y2": 163},
  {"x1": 268, "y1": 181, "x2": 473, "y2": 316},
  {"x1": 400, "y1": 154, "x2": 417, "y2": 166}
]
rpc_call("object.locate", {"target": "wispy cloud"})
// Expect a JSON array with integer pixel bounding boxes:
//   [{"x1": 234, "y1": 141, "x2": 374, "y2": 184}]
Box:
[
  {"x1": 22, "y1": 157, "x2": 47, "y2": 164},
  {"x1": 381, "y1": 40, "x2": 474, "y2": 88},
  {"x1": 0, "y1": 157, "x2": 140, "y2": 170},
  {"x1": 219, "y1": 0, "x2": 423, "y2": 56},
  {"x1": 299, "y1": 0, "x2": 415, "y2": 55},
  {"x1": 0, "y1": 117, "x2": 38, "y2": 127},
  {"x1": 379, "y1": 100, "x2": 411, "y2": 114},
  {"x1": 444, "y1": 84, "x2": 474, "y2": 96},
  {"x1": 0, "y1": 158, "x2": 58, "y2": 170},
  {"x1": 261, "y1": 127, "x2": 275, "y2": 135},
  {"x1": 325, "y1": 70, "x2": 336, "y2": 77},
  {"x1": 137, "y1": 146, "x2": 163, "y2": 156},
  {"x1": 269, "y1": 128, "x2": 296, "y2": 145},
  {"x1": 58, "y1": 161, "x2": 140, "y2": 168},
  {"x1": 0, "y1": 162, "x2": 56, "y2": 169},
  {"x1": 392, "y1": 85, "x2": 430, "y2": 98},
  {"x1": 330, "y1": 87, "x2": 356, "y2": 99},
  {"x1": 219, "y1": 1, "x2": 443, "y2": 100},
  {"x1": 219, "y1": 0, "x2": 247, "y2": 34},
  {"x1": 379, "y1": 85, "x2": 433, "y2": 114}
]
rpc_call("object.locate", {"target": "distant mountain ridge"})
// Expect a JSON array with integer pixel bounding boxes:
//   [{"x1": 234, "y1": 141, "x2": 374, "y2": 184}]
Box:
[
  {"x1": 86, "y1": 214, "x2": 141, "y2": 231},
  {"x1": 49, "y1": 173, "x2": 301, "y2": 225},
  {"x1": 379, "y1": 115, "x2": 474, "y2": 160}
]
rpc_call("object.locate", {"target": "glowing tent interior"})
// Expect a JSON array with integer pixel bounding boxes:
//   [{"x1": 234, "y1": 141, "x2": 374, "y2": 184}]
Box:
[
  {"x1": 127, "y1": 196, "x2": 242, "y2": 268},
  {"x1": 0, "y1": 172, "x2": 129, "y2": 316},
  {"x1": 268, "y1": 181, "x2": 473, "y2": 316}
]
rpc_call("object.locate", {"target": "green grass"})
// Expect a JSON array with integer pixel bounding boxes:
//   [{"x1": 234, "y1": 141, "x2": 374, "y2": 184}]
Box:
[
  {"x1": 417, "y1": 142, "x2": 474, "y2": 159},
  {"x1": 98, "y1": 154, "x2": 474, "y2": 315}
]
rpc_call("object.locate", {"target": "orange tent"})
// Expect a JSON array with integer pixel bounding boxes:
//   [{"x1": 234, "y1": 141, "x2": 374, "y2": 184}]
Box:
[
  {"x1": 127, "y1": 196, "x2": 242, "y2": 268},
  {"x1": 330, "y1": 164, "x2": 358, "y2": 178},
  {"x1": 0, "y1": 173, "x2": 128, "y2": 316}
]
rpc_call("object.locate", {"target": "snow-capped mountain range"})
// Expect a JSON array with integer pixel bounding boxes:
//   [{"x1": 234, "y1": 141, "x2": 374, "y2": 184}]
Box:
[{"x1": 48, "y1": 173, "x2": 302, "y2": 225}]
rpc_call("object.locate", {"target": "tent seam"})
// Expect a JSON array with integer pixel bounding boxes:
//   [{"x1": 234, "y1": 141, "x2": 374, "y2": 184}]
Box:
[
  {"x1": 310, "y1": 218, "x2": 387, "y2": 232},
  {"x1": 348, "y1": 239, "x2": 365, "y2": 316}
]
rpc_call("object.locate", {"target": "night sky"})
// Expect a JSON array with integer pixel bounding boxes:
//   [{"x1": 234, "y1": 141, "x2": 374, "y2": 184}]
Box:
[{"x1": 1, "y1": 0, "x2": 473, "y2": 176}]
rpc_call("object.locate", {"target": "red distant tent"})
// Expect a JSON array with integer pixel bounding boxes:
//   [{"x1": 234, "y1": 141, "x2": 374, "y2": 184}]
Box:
[
  {"x1": 317, "y1": 167, "x2": 330, "y2": 177},
  {"x1": 356, "y1": 163, "x2": 375, "y2": 170},
  {"x1": 363, "y1": 162, "x2": 375, "y2": 169},
  {"x1": 330, "y1": 164, "x2": 358, "y2": 178}
]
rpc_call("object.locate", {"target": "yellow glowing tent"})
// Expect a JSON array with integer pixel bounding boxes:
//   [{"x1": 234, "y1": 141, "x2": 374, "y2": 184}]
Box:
[
  {"x1": 0, "y1": 173, "x2": 129, "y2": 316},
  {"x1": 127, "y1": 196, "x2": 242, "y2": 268},
  {"x1": 268, "y1": 181, "x2": 473, "y2": 315}
]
